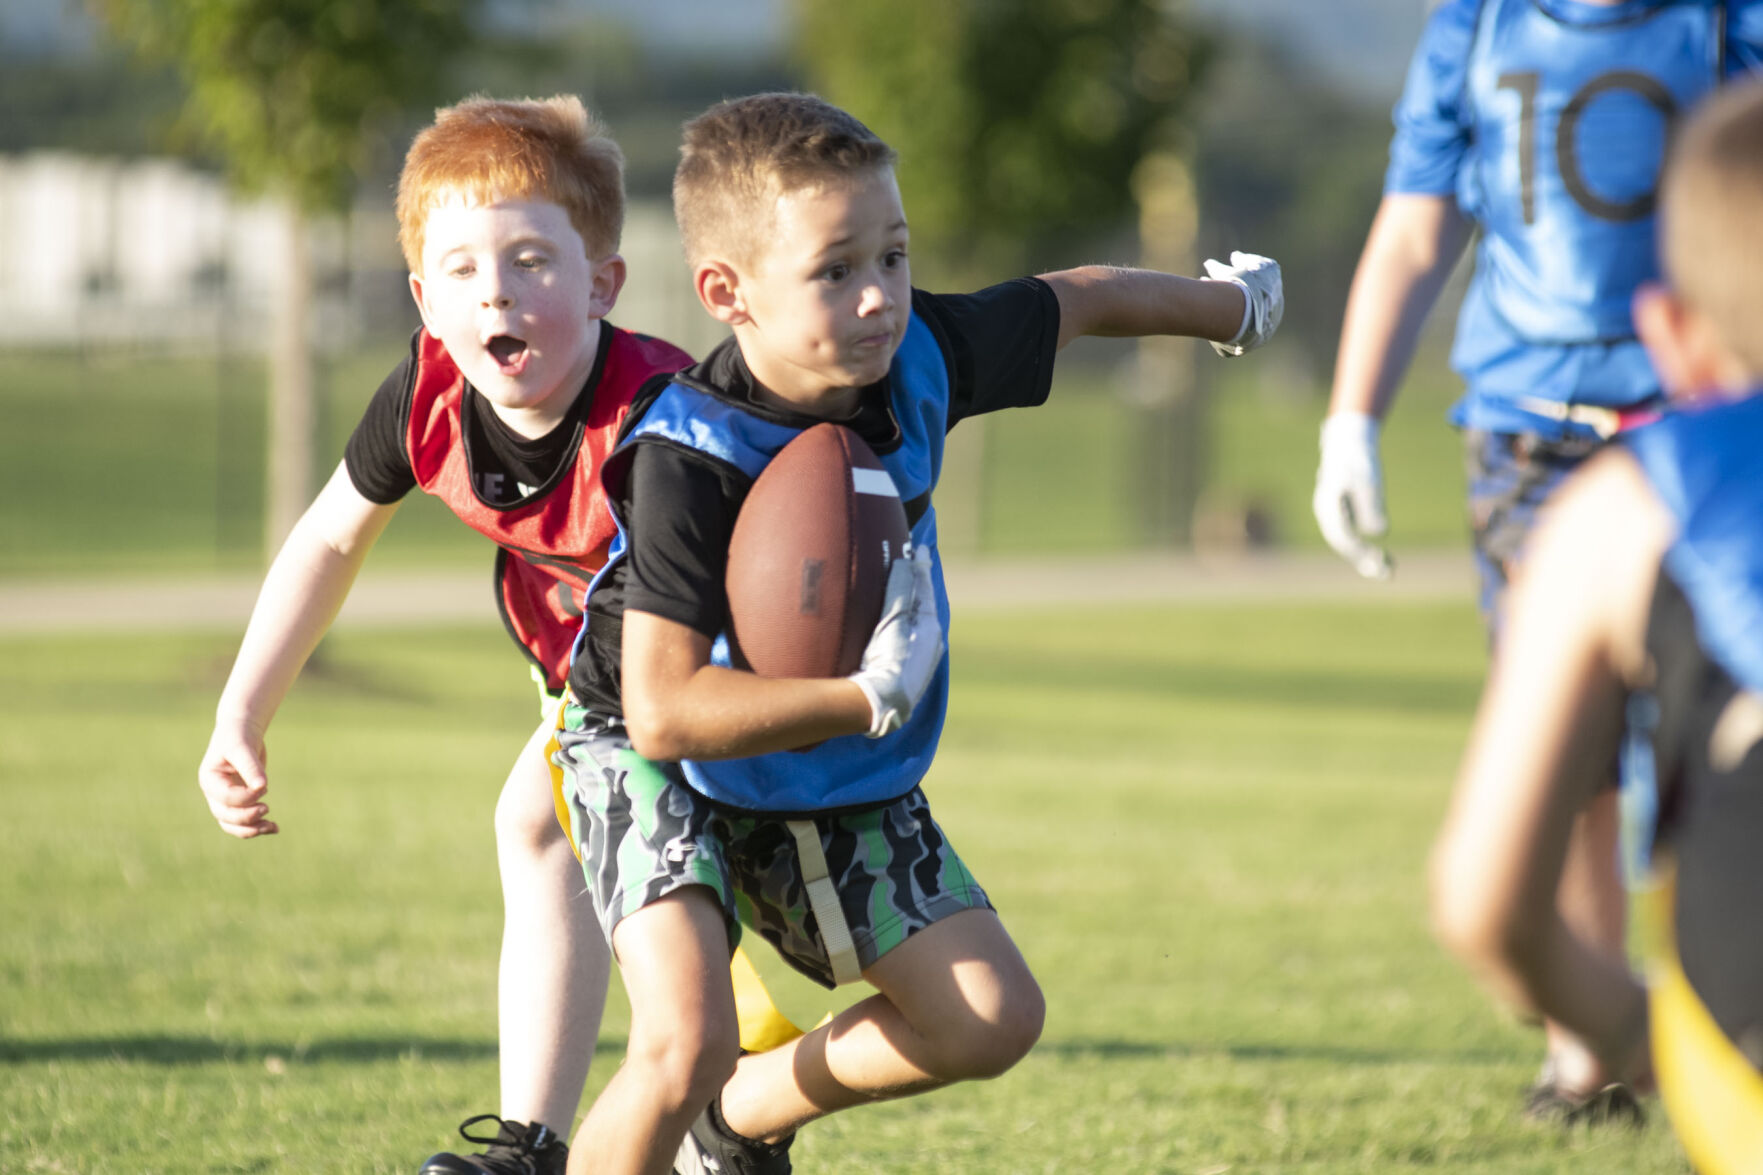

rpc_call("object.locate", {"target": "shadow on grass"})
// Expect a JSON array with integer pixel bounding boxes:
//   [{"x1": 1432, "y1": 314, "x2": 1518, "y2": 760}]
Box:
[
  {"x1": 1036, "y1": 1037, "x2": 1516, "y2": 1066},
  {"x1": 0, "y1": 1034, "x2": 628, "y2": 1066},
  {"x1": 2, "y1": 1033, "x2": 1507, "y2": 1070}
]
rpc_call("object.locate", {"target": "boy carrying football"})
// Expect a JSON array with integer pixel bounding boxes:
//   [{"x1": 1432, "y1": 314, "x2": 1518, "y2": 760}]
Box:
[{"x1": 549, "y1": 92, "x2": 1283, "y2": 1174}]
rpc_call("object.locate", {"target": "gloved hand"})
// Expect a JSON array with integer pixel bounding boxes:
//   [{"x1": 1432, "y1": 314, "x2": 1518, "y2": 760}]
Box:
[
  {"x1": 1313, "y1": 411, "x2": 1394, "y2": 580},
  {"x1": 1202, "y1": 251, "x2": 1284, "y2": 357},
  {"x1": 848, "y1": 545, "x2": 943, "y2": 738}
]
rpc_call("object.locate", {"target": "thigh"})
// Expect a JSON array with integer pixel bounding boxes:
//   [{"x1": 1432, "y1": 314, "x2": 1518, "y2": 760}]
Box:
[
  {"x1": 729, "y1": 788, "x2": 994, "y2": 988},
  {"x1": 553, "y1": 707, "x2": 740, "y2": 946},
  {"x1": 500, "y1": 707, "x2": 568, "y2": 838},
  {"x1": 862, "y1": 907, "x2": 1037, "y2": 1033},
  {"x1": 611, "y1": 886, "x2": 739, "y2": 1040}
]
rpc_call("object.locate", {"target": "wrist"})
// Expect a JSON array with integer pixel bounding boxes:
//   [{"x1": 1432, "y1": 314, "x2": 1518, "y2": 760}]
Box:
[
  {"x1": 848, "y1": 674, "x2": 899, "y2": 739},
  {"x1": 1224, "y1": 279, "x2": 1252, "y2": 344},
  {"x1": 1199, "y1": 275, "x2": 1253, "y2": 344},
  {"x1": 213, "y1": 707, "x2": 267, "y2": 742},
  {"x1": 1320, "y1": 411, "x2": 1381, "y2": 451}
]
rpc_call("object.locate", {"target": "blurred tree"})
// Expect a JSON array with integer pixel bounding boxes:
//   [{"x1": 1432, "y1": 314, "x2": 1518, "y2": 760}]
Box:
[
  {"x1": 794, "y1": 0, "x2": 1205, "y2": 285},
  {"x1": 1192, "y1": 32, "x2": 1392, "y2": 371},
  {"x1": 91, "y1": 0, "x2": 475, "y2": 560},
  {"x1": 796, "y1": 0, "x2": 1209, "y2": 547},
  {"x1": 0, "y1": 48, "x2": 185, "y2": 156}
]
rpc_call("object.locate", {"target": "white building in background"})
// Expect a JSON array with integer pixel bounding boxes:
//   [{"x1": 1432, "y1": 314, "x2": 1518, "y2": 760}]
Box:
[{"x1": 0, "y1": 152, "x2": 722, "y2": 356}]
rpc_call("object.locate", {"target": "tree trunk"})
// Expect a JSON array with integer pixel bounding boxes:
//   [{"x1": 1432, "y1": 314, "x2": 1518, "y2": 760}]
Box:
[
  {"x1": 1131, "y1": 150, "x2": 1202, "y2": 549},
  {"x1": 265, "y1": 200, "x2": 317, "y2": 563}
]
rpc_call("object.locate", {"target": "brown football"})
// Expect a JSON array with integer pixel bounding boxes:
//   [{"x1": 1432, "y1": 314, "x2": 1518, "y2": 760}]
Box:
[{"x1": 726, "y1": 423, "x2": 909, "y2": 678}]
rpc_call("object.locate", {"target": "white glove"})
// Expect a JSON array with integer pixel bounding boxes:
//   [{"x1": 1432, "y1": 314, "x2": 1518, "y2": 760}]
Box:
[
  {"x1": 1202, "y1": 251, "x2": 1284, "y2": 357},
  {"x1": 848, "y1": 545, "x2": 944, "y2": 738},
  {"x1": 1313, "y1": 412, "x2": 1393, "y2": 580}
]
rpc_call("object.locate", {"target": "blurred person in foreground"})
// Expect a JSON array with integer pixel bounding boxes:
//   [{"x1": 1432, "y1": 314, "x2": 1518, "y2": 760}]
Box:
[
  {"x1": 1314, "y1": 0, "x2": 1763, "y2": 1119},
  {"x1": 1432, "y1": 78, "x2": 1763, "y2": 1173}
]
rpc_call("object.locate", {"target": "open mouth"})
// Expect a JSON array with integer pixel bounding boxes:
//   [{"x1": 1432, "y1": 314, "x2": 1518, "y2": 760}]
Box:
[{"x1": 486, "y1": 334, "x2": 530, "y2": 375}]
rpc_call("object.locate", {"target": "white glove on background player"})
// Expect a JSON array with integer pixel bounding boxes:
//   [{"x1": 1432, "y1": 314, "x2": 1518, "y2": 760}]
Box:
[
  {"x1": 1313, "y1": 412, "x2": 1394, "y2": 580},
  {"x1": 1202, "y1": 251, "x2": 1284, "y2": 357},
  {"x1": 849, "y1": 544, "x2": 943, "y2": 738}
]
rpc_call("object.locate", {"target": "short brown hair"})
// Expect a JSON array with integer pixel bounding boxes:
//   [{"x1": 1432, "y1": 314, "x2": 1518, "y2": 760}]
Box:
[
  {"x1": 1660, "y1": 79, "x2": 1763, "y2": 373},
  {"x1": 397, "y1": 95, "x2": 624, "y2": 274},
  {"x1": 673, "y1": 92, "x2": 897, "y2": 267}
]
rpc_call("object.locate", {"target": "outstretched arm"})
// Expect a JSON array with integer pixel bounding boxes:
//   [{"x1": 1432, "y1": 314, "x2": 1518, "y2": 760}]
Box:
[
  {"x1": 1039, "y1": 252, "x2": 1281, "y2": 354},
  {"x1": 1430, "y1": 451, "x2": 1666, "y2": 1081},
  {"x1": 198, "y1": 462, "x2": 399, "y2": 837}
]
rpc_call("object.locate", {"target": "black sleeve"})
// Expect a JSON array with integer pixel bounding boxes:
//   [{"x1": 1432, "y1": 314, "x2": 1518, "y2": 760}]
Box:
[
  {"x1": 915, "y1": 277, "x2": 1061, "y2": 429},
  {"x1": 343, "y1": 355, "x2": 418, "y2": 504},
  {"x1": 620, "y1": 441, "x2": 748, "y2": 638}
]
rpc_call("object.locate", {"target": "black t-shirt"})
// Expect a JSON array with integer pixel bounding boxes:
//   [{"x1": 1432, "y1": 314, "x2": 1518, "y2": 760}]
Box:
[
  {"x1": 343, "y1": 326, "x2": 617, "y2": 509},
  {"x1": 1645, "y1": 568, "x2": 1763, "y2": 1068},
  {"x1": 567, "y1": 277, "x2": 1060, "y2": 713}
]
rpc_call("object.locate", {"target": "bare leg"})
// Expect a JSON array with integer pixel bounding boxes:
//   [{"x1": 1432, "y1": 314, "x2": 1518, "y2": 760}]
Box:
[
  {"x1": 569, "y1": 889, "x2": 741, "y2": 1175},
  {"x1": 1545, "y1": 787, "x2": 1629, "y2": 1095},
  {"x1": 497, "y1": 715, "x2": 612, "y2": 1134},
  {"x1": 719, "y1": 909, "x2": 1044, "y2": 1143}
]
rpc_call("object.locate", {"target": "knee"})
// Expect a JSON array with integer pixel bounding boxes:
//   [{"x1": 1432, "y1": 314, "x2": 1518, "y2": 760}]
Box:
[
  {"x1": 925, "y1": 973, "x2": 1045, "y2": 1082},
  {"x1": 626, "y1": 1016, "x2": 742, "y2": 1114}
]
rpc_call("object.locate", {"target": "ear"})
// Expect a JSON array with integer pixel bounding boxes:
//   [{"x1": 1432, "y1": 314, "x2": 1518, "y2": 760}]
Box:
[
  {"x1": 1633, "y1": 283, "x2": 1698, "y2": 398},
  {"x1": 408, "y1": 272, "x2": 440, "y2": 336},
  {"x1": 1634, "y1": 282, "x2": 1750, "y2": 399},
  {"x1": 695, "y1": 260, "x2": 750, "y2": 327},
  {"x1": 588, "y1": 254, "x2": 627, "y2": 319}
]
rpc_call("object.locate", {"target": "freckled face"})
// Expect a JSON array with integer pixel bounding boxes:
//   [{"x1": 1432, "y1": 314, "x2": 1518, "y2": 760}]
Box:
[
  {"x1": 410, "y1": 197, "x2": 619, "y2": 436},
  {"x1": 732, "y1": 169, "x2": 911, "y2": 411}
]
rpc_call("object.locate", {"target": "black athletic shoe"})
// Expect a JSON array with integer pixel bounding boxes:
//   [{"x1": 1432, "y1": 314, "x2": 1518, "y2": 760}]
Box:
[
  {"x1": 420, "y1": 1115, "x2": 568, "y2": 1175},
  {"x1": 1522, "y1": 1080, "x2": 1646, "y2": 1128},
  {"x1": 673, "y1": 1097, "x2": 793, "y2": 1175}
]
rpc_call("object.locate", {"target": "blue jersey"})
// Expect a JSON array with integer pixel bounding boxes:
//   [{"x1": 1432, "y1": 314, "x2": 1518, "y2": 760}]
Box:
[
  {"x1": 582, "y1": 313, "x2": 955, "y2": 815},
  {"x1": 1627, "y1": 392, "x2": 1763, "y2": 695},
  {"x1": 1388, "y1": 0, "x2": 1763, "y2": 436}
]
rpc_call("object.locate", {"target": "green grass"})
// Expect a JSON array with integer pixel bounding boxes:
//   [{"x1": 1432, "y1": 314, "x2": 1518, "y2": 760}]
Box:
[
  {"x1": 0, "y1": 343, "x2": 493, "y2": 577},
  {"x1": 0, "y1": 602, "x2": 1692, "y2": 1173},
  {"x1": 1, "y1": 339, "x2": 1471, "y2": 575}
]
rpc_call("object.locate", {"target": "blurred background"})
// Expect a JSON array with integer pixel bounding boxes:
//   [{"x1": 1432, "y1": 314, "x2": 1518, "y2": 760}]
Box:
[{"x1": 0, "y1": 0, "x2": 1472, "y2": 585}]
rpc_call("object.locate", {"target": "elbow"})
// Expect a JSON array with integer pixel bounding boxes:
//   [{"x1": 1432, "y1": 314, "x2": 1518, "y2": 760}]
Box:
[
  {"x1": 623, "y1": 699, "x2": 691, "y2": 763},
  {"x1": 1428, "y1": 848, "x2": 1542, "y2": 979}
]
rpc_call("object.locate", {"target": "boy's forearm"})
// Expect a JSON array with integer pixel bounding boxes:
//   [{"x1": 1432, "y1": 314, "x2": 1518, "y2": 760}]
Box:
[
  {"x1": 1041, "y1": 266, "x2": 1244, "y2": 349},
  {"x1": 1508, "y1": 914, "x2": 1651, "y2": 1079},
  {"x1": 625, "y1": 666, "x2": 874, "y2": 762},
  {"x1": 215, "y1": 466, "x2": 395, "y2": 734},
  {"x1": 621, "y1": 610, "x2": 875, "y2": 761}
]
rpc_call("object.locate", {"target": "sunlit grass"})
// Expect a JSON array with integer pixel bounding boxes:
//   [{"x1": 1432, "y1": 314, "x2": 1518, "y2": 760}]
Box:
[{"x1": 0, "y1": 603, "x2": 1691, "y2": 1172}]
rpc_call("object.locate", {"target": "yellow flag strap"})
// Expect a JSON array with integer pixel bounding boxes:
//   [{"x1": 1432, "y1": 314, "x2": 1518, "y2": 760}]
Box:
[
  {"x1": 787, "y1": 818, "x2": 862, "y2": 986},
  {"x1": 1646, "y1": 873, "x2": 1763, "y2": 1175}
]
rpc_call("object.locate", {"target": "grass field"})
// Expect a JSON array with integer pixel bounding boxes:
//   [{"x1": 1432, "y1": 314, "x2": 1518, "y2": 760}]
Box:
[
  {"x1": 0, "y1": 601, "x2": 1691, "y2": 1173},
  {"x1": 0, "y1": 339, "x2": 1470, "y2": 577}
]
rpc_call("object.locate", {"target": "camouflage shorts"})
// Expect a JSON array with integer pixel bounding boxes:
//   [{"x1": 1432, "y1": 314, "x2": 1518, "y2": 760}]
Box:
[
  {"x1": 553, "y1": 706, "x2": 992, "y2": 989},
  {"x1": 1462, "y1": 428, "x2": 1603, "y2": 632}
]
